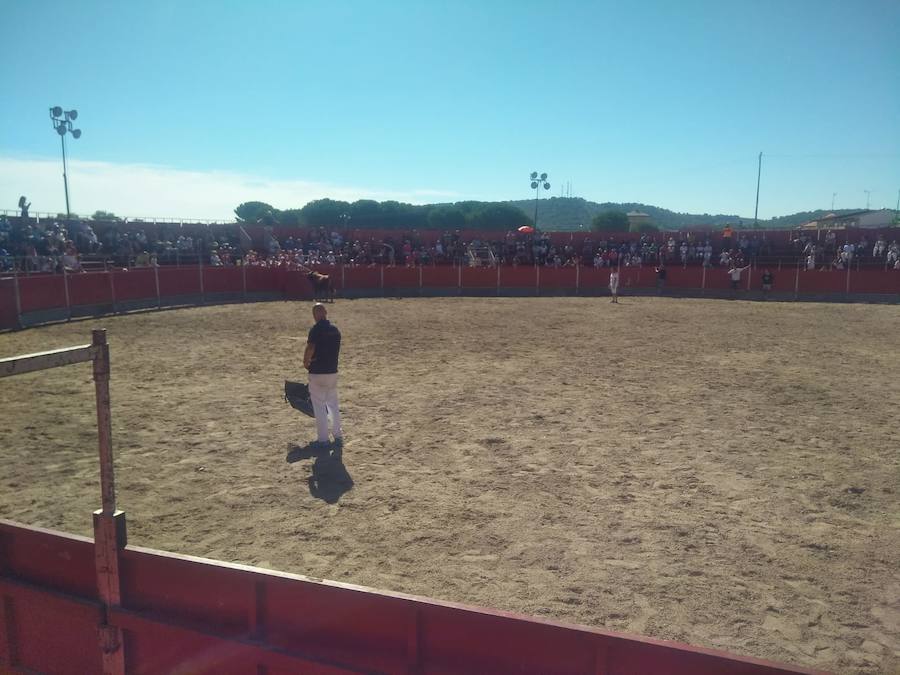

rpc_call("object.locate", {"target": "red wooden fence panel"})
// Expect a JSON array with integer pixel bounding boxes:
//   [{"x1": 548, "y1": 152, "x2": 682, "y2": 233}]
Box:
[
  {"x1": 113, "y1": 269, "x2": 158, "y2": 302},
  {"x1": 578, "y1": 267, "x2": 610, "y2": 290},
  {"x1": 461, "y1": 267, "x2": 497, "y2": 288},
  {"x1": 797, "y1": 270, "x2": 847, "y2": 294},
  {"x1": 0, "y1": 521, "x2": 824, "y2": 675},
  {"x1": 664, "y1": 267, "x2": 704, "y2": 290},
  {"x1": 67, "y1": 272, "x2": 113, "y2": 307},
  {"x1": 499, "y1": 266, "x2": 536, "y2": 288},
  {"x1": 539, "y1": 266, "x2": 578, "y2": 289},
  {"x1": 383, "y1": 266, "x2": 419, "y2": 289},
  {"x1": 202, "y1": 267, "x2": 243, "y2": 295},
  {"x1": 848, "y1": 269, "x2": 900, "y2": 295},
  {"x1": 342, "y1": 266, "x2": 381, "y2": 290},
  {"x1": 158, "y1": 267, "x2": 202, "y2": 297},
  {"x1": 421, "y1": 266, "x2": 459, "y2": 288},
  {"x1": 17, "y1": 274, "x2": 66, "y2": 313},
  {"x1": 704, "y1": 267, "x2": 736, "y2": 290},
  {"x1": 244, "y1": 266, "x2": 279, "y2": 293},
  {"x1": 0, "y1": 278, "x2": 16, "y2": 329}
]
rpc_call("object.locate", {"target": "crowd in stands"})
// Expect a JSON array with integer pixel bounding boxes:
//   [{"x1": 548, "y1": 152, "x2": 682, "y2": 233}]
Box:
[{"x1": 2, "y1": 214, "x2": 899, "y2": 274}]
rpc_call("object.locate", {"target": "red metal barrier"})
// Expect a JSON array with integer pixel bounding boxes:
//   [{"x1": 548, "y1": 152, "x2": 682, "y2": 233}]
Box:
[
  {"x1": 342, "y1": 266, "x2": 381, "y2": 290},
  {"x1": 112, "y1": 269, "x2": 157, "y2": 302},
  {"x1": 158, "y1": 267, "x2": 202, "y2": 297},
  {"x1": 202, "y1": 267, "x2": 243, "y2": 295},
  {"x1": 383, "y1": 266, "x2": 419, "y2": 289},
  {"x1": 797, "y1": 270, "x2": 847, "y2": 295},
  {"x1": 0, "y1": 278, "x2": 16, "y2": 329},
  {"x1": 847, "y1": 269, "x2": 900, "y2": 295},
  {"x1": 244, "y1": 266, "x2": 279, "y2": 293},
  {"x1": 67, "y1": 272, "x2": 113, "y2": 307},
  {"x1": 499, "y1": 266, "x2": 537, "y2": 289},
  {"x1": 17, "y1": 274, "x2": 67, "y2": 313},
  {"x1": 578, "y1": 267, "x2": 610, "y2": 291},
  {"x1": 461, "y1": 266, "x2": 497, "y2": 288},
  {"x1": 421, "y1": 266, "x2": 459, "y2": 288},
  {"x1": 0, "y1": 520, "x2": 825, "y2": 675},
  {"x1": 2, "y1": 265, "x2": 898, "y2": 331},
  {"x1": 703, "y1": 267, "x2": 736, "y2": 291},
  {"x1": 663, "y1": 266, "x2": 705, "y2": 289},
  {"x1": 540, "y1": 266, "x2": 578, "y2": 289}
]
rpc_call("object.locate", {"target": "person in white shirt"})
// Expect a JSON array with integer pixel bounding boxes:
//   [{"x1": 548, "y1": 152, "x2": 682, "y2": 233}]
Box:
[
  {"x1": 728, "y1": 264, "x2": 750, "y2": 296},
  {"x1": 609, "y1": 268, "x2": 620, "y2": 303}
]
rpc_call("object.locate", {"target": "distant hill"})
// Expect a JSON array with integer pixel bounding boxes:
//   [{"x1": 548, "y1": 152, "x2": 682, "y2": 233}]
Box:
[{"x1": 504, "y1": 197, "x2": 864, "y2": 231}]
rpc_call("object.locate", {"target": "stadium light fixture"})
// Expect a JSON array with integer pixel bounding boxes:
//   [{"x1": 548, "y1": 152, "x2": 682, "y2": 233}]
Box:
[
  {"x1": 49, "y1": 106, "x2": 83, "y2": 224},
  {"x1": 529, "y1": 171, "x2": 550, "y2": 231}
]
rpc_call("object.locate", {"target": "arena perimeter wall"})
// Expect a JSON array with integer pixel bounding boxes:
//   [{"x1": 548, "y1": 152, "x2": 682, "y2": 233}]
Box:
[
  {"x1": 0, "y1": 519, "x2": 824, "y2": 674},
  {"x1": 1, "y1": 264, "x2": 898, "y2": 330}
]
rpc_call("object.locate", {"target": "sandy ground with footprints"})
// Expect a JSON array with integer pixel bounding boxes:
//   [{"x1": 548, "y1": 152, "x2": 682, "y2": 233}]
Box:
[{"x1": 1, "y1": 296, "x2": 897, "y2": 674}]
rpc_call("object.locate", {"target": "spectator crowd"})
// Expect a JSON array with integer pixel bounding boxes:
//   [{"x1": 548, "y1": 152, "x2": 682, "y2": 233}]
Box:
[{"x1": 2, "y1": 213, "x2": 899, "y2": 275}]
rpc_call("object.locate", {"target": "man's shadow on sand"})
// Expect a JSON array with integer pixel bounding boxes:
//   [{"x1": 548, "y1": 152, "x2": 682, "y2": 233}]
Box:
[{"x1": 286, "y1": 443, "x2": 354, "y2": 504}]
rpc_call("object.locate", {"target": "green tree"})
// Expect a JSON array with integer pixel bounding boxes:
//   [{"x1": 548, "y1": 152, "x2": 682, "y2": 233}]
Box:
[
  {"x1": 591, "y1": 210, "x2": 629, "y2": 232},
  {"x1": 91, "y1": 210, "x2": 118, "y2": 220},
  {"x1": 427, "y1": 205, "x2": 466, "y2": 230},
  {"x1": 300, "y1": 199, "x2": 351, "y2": 226},
  {"x1": 234, "y1": 201, "x2": 277, "y2": 223},
  {"x1": 634, "y1": 222, "x2": 659, "y2": 234},
  {"x1": 468, "y1": 203, "x2": 533, "y2": 231}
]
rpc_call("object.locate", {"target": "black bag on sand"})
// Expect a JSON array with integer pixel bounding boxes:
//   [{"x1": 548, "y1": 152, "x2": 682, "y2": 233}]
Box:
[{"x1": 284, "y1": 380, "x2": 315, "y2": 417}]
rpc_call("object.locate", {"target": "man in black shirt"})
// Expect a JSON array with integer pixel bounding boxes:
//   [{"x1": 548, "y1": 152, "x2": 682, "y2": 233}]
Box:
[
  {"x1": 761, "y1": 269, "x2": 774, "y2": 300},
  {"x1": 303, "y1": 303, "x2": 343, "y2": 449}
]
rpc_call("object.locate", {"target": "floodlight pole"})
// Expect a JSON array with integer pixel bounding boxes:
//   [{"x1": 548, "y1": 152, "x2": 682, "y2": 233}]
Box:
[
  {"x1": 50, "y1": 107, "x2": 81, "y2": 225},
  {"x1": 754, "y1": 152, "x2": 762, "y2": 227},
  {"x1": 61, "y1": 132, "x2": 71, "y2": 223},
  {"x1": 530, "y1": 171, "x2": 550, "y2": 231}
]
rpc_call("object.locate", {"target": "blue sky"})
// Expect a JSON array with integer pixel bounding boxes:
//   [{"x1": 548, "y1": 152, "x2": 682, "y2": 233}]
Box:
[{"x1": 1, "y1": 0, "x2": 898, "y2": 220}]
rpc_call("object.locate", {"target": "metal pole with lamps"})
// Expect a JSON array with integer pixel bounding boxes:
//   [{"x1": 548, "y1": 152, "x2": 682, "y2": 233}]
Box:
[
  {"x1": 530, "y1": 171, "x2": 551, "y2": 230},
  {"x1": 49, "y1": 106, "x2": 82, "y2": 224}
]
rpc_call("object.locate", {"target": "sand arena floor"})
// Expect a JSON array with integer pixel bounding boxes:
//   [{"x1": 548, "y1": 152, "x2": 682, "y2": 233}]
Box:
[{"x1": 1, "y1": 297, "x2": 898, "y2": 674}]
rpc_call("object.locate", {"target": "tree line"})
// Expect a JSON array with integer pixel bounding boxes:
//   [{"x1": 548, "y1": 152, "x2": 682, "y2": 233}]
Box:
[{"x1": 234, "y1": 199, "x2": 533, "y2": 231}]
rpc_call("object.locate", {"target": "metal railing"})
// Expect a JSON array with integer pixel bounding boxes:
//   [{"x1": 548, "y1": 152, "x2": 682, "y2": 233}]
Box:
[{"x1": 1, "y1": 209, "x2": 236, "y2": 225}]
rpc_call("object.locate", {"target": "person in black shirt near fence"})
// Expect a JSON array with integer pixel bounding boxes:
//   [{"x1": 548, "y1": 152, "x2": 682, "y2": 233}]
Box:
[
  {"x1": 303, "y1": 303, "x2": 343, "y2": 449},
  {"x1": 761, "y1": 269, "x2": 774, "y2": 300}
]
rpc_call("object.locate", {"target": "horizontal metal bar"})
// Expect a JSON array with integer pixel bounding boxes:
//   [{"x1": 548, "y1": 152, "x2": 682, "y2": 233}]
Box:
[{"x1": 0, "y1": 344, "x2": 95, "y2": 378}]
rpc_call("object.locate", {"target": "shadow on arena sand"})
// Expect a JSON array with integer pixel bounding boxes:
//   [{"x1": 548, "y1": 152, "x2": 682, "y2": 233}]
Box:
[{"x1": 286, "y1": 443, "x2": 354, "y2": 504}]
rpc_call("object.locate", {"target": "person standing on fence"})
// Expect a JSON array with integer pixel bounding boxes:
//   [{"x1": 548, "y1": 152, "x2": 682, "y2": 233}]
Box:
[
  {"x1": 303, "y1": 302, "x2": 343, "y2": 449},
  {"x1": 609, "y1": 268, "x2": 620, "y2": 303},
  {"x1": 655, "y1": 264, "x2": 667, "y2": 293}
]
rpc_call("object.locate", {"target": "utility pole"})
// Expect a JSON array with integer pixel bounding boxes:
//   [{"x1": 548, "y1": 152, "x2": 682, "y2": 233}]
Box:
[
  {"x1": 832, "y1": 193, "x2": 836, "y2": 211},
  {"x1": 864, "y1": 190, "x2": 871, "y2": 210},
  {"x1": 753, "y1": 151, "x2": 762, "y2": 227}
]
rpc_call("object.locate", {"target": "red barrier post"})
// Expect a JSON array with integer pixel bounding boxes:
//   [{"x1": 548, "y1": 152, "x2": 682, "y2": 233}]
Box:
[
  {"x1": 575, "y1": 264, "x2": 580, "y2": 295},
  {"x1": 63, "y1": 267, "x2": 72, "y2": 321},
  {"x1": 13, "y1": 270, "x2": 22, "y2": 328},
  {"x1": 154, "y1": 264, "x2": 161, "y2": 309},
  {"x1": 109, "y1": 270, "x2": 117, "y2": 313},
  {"x1": 241, "y1": 262, "x2": 247, "y2": 300},
  {"x1": 199, "y1": 258, "x2": 205, "y2": 304}
]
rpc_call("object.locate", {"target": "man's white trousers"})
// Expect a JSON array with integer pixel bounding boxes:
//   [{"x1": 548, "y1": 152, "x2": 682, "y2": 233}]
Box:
[{"x1": 308, "y1": 373, "x2": 342, "y2": 442}]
